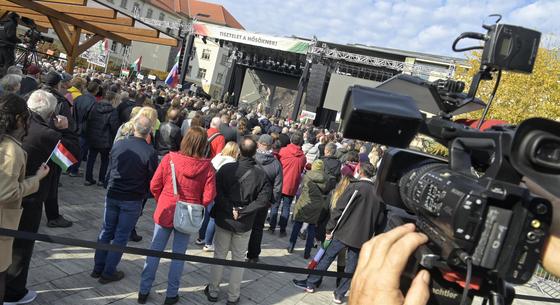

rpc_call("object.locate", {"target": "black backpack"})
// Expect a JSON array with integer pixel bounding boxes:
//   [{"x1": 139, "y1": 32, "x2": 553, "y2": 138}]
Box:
[{"x1": 204, "y1": 132, "x2": 222, "y2": 158}]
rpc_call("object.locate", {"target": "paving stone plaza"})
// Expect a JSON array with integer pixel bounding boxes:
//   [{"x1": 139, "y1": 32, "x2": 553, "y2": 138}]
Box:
[{"x1": 22, "y1": 171, "x2": 557, "y2": 305}]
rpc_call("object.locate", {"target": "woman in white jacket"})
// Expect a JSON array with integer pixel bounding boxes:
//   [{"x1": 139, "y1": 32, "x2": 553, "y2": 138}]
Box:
[{"x1": 195, "y1": 141, "x2": 240, "y2": 251}]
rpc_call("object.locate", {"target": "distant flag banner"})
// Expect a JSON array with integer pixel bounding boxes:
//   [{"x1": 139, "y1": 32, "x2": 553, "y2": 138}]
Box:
[
  {"x1": 165, "y1": 62, "x2": 179, "y2": 88},
  {"x1": 99, "y1": 39, "x2": 110, "y2": 54},
  {"x1": 48, "y1": 141, "x2": 78, "y2": 171},
  {"x1": 131, "y1": 56, "x2": 142, "y2": 72}
]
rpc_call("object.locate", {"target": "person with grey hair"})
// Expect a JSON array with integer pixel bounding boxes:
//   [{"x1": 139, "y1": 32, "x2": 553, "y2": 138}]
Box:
[
  {"x1": 91, "y1": 114, "x2": 157, "y2": 284},
  {"x1": 206, "y1": 116, "x2": 225, "y2": 158},
  {"x1": 0, "y1": 74, "x2": 22, "y2": 95},
  {"x1": 6, "y1": 66, "x2": 22, "y2": 76}
]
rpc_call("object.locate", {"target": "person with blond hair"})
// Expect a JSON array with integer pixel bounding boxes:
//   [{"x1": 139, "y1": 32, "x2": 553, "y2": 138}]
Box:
[{"x1": 114, "y1": 106, "x2": 159, "y2": 143}]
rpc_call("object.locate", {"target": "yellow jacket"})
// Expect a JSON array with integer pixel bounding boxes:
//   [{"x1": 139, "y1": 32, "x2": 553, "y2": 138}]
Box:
[{"x1": 0, "y1": 135, "x2": 41, "y2": 271}]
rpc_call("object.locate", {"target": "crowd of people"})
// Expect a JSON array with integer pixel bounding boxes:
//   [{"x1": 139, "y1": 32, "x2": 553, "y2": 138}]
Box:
[
  {"x1": 1, "y1": 61, "x2": 559, "y2": 305},
  {"x1": 0, "y1": 63, "x2": 387, "y2": 305}
]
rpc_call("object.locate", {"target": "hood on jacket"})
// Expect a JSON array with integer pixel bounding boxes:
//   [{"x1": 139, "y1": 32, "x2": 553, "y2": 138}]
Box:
[
  {"x1": 169, "y1": 152, "x2": 213, "y2": 179},
  {"x1": 68, "y1": 86, "x2": 81, "y2": 97},
  {"x1": 281, "y1": 143, "x2": 304, "y2": 159},
  {"x1": 306, "y1": 169, "x2": 327, "y2": 184},
  {"x1": 211, "y1": 154, "x2": 236, "y2": 171},
  {"x1": 255, "y1": 150, "x2": 277, "y2": 165},
  {"x1": 95, "y1": 101, "x2": 114, "y2": 114}
]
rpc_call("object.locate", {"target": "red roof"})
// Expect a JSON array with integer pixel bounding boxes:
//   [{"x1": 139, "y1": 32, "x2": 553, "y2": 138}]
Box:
[{"x1": 149, "y1": 0, "x2": 244, "y2": 29}]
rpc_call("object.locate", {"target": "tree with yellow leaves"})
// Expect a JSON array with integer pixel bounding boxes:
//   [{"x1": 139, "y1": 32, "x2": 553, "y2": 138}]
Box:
[{"x1": 454, "y1": 47, "x2": 560, "y2": 124}]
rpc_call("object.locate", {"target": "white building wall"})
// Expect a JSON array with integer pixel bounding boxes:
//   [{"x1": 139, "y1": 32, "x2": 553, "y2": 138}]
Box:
[{"x1": 186, "y1": 35, "x2": 231, "y2": 99}]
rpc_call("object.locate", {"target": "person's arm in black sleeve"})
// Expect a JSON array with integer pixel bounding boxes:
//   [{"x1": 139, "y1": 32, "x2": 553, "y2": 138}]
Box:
[
  {"x1": 7, "y1": 20, "x2": 20, "y2": 44},
  {"x1": 147, "y1": 150, "x2": 158, "y2": 181},
  {"x1": 239, "y1": 173, "x2": 272, "y2": 218},
  {"x1": 273, "y1": 163, "x2": 283, "y2": 204},
  {"x1": 109, "y1": 109, "x2": 120, "y2": 137},
  {"x1": 326, "y1": 186, "x2": 355, "y2": 233}
]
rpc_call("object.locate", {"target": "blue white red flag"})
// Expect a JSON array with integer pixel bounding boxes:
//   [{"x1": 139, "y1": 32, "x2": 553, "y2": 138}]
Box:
[{"x1": 165, "y1": 62, "x2": 179, "y2": 88}]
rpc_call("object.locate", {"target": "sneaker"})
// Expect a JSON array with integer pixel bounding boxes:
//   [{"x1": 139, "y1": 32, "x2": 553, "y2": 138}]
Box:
[
  {"x1": 226, "y1": 297, "x2": 240, "y2": 305},
  {"x1": 68, "y1": 172, "x2": 83, "y2": 178},
  {"x1": 203, "y1": 244, "x2": 214, "y2": 252},
  {"x1": 287, "y1": 244, "x2": 295, "y2": 254},
  {"x1": 3, "y1": 290, "x2": 37, "y2": 304},
  {"x1": 204, "y1": 285, "x2": 218, "y2": 302},
  {"x1": 90, "y1": 270, "x2": 101, "y2": 278},
  {"x1": 195, "y1": 238, "x2": 205, "y2": 245},
  {"x1": 84, "y1": 179, "x2": 97, "y2": 186},
  {"x1": 246, "y1": 257, "x2": 258, "y2": 263},
  {"x1": 164, "y1": 295, "x2": 179, "y2": 305},
  {"x1": 333, "y1": 293, "x2": 343, "y2": 304},
  {"x1": 130, "y1": 229, "x2": 143, "y2": 242},
  {"x1": 279, "y1": 231, "x2": 287, "y2": 238},
  {"x1": 98, "y1": 271, "x2": 125, "y2": 284},
  {"x1": 96, "y1": 181, "x2": 105, "y2": 187},
  {"x1": 137, "y1": 292, "x2": 149, "y2": 304},
  {"x1": 47, "y1": 215, "x2": 73, "y2": 228},
  {"x1": 303, "y1": 253, "x2": 311, "y2": 260},
  {"x1": 292, "y1": 279, "x2": 314, "y2": 293}
]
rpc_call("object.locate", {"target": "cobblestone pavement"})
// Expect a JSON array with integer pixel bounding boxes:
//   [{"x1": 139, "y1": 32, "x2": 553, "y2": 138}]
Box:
[{"x1": 21, "y1": 167, "x2": 558, "y2": 305}]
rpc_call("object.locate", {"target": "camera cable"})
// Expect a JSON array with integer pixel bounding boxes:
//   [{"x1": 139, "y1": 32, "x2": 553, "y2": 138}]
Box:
[
  {"x1": 460, "y1": 256, "x2": 474, "y2": 305},
  {"x1": 477, "y1": 69, "x2": 502, "y2": 129}
]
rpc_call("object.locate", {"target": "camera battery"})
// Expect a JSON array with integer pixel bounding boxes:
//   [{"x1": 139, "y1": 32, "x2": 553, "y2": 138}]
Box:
[{"x1": 472, "y1": 206, "x2": 512, "y2": 268}]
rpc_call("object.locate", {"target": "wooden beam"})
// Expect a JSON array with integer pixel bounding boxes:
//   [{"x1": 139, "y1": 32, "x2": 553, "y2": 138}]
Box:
[
  {"x1": 119, "y1": 34, "x2": 178, "y2": 47},
  {"x1": 88, "y1": 22, "x2": 158, "y2": 38},
  {"x1": 8, "y1": 8, "x2": 133, "y2": 26},
  {"x1": 42, "y1": 0, "x2": 87, "y2": 5},
  {"x1": 49, "y1": 17, "x2": 73, "y2": 53},
  {"x1": 69, "y1": 27, "x2": 81, "y2": 57},
  {"x1": 0, "y1": 0, "x2": 116, "y2": 18},
  {"x1": 75, "y1": 34, "x2": 102, "y2": 56},
  {"x1": 7, "y1": 0, "x2": 130, "y2": 45}
]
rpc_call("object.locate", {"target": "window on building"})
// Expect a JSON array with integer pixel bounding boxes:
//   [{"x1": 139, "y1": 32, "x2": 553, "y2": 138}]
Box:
[
  {"x1": 201, "y1": 49, "x2": 211, "y2": 60},
  {"x1": 216, "y1": 73, "x2": 224, "y2": 84},
  {"x1": 111, "y1": 41, "x2": 118, "y2": 52},
  {"x1": 132, "y1": 3, "x2": 140, "y2": 14},
  {"x1": 197, "y1": 68, "x2": 207, "y2": 79},
  {"x1": 220, "y1": 54, "x2": 228, "y2": 65},
  {"x1": 120, "y1": 0, "x2": 127, "y2": 9},
  {"x1": 146, "y1": 8, "x2": 153, "y2": 19},
  {"x1": 158, "y1": 12, "x2": 165, "y2": 21}
]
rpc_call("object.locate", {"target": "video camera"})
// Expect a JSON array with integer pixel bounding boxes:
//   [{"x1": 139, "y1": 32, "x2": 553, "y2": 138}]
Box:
[
  {"x1": 340, "y1": 16, "x2": 559, "y2": 305},
  {"x1": 20, "y1": 17, "x2": 54, "y2": 46}
]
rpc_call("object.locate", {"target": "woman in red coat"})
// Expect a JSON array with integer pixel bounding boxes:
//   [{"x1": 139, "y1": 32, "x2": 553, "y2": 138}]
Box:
[{"x1": 138, "y1": 126, "x2": 216, "y2": 305}]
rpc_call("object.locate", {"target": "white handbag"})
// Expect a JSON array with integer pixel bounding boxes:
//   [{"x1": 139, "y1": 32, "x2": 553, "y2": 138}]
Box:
[{"x1": 170, "y1": 158, "x2": 205, "y2": 234}]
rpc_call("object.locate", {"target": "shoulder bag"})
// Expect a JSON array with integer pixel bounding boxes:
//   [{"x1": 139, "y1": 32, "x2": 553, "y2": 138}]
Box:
[{"x1": 170, "y1": 156, "x2": 205, "y2": 234}]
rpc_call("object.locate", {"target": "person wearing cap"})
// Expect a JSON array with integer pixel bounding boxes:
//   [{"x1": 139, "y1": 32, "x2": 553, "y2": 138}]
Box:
[
  {"x1": 19, "y1": 64, "x2": 41, "y2": 96},
  {"x1": 288, "y1": 159, "x2": 330, "y2": 259},
  {"x1": 40, "y1": 71, "x2": 79, "y2": 228},
  {"x1": 246, "y1": 134, "x2": 283, "y2": 263}
]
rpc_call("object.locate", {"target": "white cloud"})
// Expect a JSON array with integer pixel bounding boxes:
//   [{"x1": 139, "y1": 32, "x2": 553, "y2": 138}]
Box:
[{"x1": 214, "y1": 0, "x2": 559, "y2": 57}]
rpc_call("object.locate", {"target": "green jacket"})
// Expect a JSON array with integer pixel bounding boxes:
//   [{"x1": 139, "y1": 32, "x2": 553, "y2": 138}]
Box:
[{"x1": 293, "y1": 170, "x2": 330, "y2": 224}]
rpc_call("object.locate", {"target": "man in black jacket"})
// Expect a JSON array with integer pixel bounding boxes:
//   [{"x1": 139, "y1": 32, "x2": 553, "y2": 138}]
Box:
[
  {"x1": 0, "y1": 13, "x2": 20, "y2": 77},
  {"x1": 71, "y1": 80, "x2": 99, "y2": 177},
  {"x1": 246, "y1": 134, "x2": 283, "y2": 263},
  {"x1": 293, "y1": 162, "x2": 385, "y2": 304},
  {"x1": 219, "y1": 114, "x2": 237, "y2": 143},
  {"x1": 321, "y1": 142, "x2": 342, "y2": 190},
  {"x1": 155, "y1": 108, "x2": 182, "y2": 157},
  {"x1": 205, "y1": 137, "x2": 271, "y2": 305}
]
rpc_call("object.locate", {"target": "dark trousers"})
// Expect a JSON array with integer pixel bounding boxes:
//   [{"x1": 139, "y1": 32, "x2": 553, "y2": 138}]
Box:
[
  {"x1": 5, "y1": 197, "x2": 43, "y2": 302},
  {"x1": 290, "y1": 221, "x2": 316, "y2": 256},
  {"x1": 306, "y1": 239, "x2": 359, "y2": 298},
  {"x1": 0, "y1": 46, "x2": 15, "y2": 76},
  {"x1": 0, "y1": 270, "x2": 6, "y2": 305},
  {"x1": 247, "y1": 207, "x2": 268, "y2": 259},
  {"x1": 69, "y1": 135, "x2": 88, "y2": 174},
  {"x1": 269, "y1": 195, "x2": 293, "y2": 232},
  {"x1": 85, "y1": 147, "x2": 110, "y2": 183},
  {"x1": 44, "y1": 164, "x2": 61, "y2": 221}
]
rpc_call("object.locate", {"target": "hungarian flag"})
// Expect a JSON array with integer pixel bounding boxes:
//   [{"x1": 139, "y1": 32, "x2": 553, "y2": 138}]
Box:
[
  {"x1": 99, "y1": 39, "x2": 109, "y2": 54},
  {"x1": 48, "y1": 141, "x2": 78, "y2": 171},
  {"x1": 165, "y1": 62, "x2": 179, "y2": 88},
  {"x1": 131, "y1": 56, "x2": 142, "y2": 72}
]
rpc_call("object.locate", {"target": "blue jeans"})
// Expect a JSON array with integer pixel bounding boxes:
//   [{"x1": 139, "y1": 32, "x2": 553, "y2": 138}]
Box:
[
  {"x1": 93, "y1": 197, "x2": 142, "y2": 276},
  {"x1": 198, "y1": 202, "x2": 215, "y2": 245},
  {"x1": 306, "y1": 239, "x2": 359, "y2": 298},
  {"x1": 139, "y1": 223, "x2": 190, "y2": 297},
  {"x1": 269, "y1": 195, "x2": 293, "y2": 232},
  {"x1": 290, "y1": 221, "x2": 316, "y2": 256}
]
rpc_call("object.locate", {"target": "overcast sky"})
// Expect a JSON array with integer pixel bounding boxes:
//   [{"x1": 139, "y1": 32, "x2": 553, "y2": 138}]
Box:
[{"x1": 213, "y1": 0, "x2": 559, "y2": 58}]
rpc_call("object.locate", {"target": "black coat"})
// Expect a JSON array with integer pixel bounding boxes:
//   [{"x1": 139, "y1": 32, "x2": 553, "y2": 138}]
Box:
[
  {"x1": 212, "y1": 156, "x2": 272, "y2": 233},
  {"x1": 73, "y1": 92, "x2": 96, "y2": 135},
  {"x1": 22, "y1": 113, "x2": 62, "y2": 202},
  {"x1": 255, "y1": 151, "x2": 283, "y2": 204},
  {"x1": 0, "y1": 16, "x2": 20, "y2": 47},
  {"x1": 155, "y1": 121, "x2": 182, "y2": 156},
  {"x1": 19, "y1": 76, "x2": 38, "y2": 96},
  {"x1": 219, "y1": 123, "x2": 237, "y2": 143},
  {"x1": 86, "y1": 101, "x2": 119, "y2": 149},
  {"x1": 327, "y1": 179, "x2": 385, "y2": 249},
  {"x1": 116, "y1": 99, "x2": 139, "y2": 124}
]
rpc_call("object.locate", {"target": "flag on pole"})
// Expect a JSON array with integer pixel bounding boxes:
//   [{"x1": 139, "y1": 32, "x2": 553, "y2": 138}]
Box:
[
  {"x1": 131, "y1": 56, "x2": 142, "y2": 72},
  {"x1": 165, "y1": 62, "x2": 180, "y2": 88},
  {"x1": 48, "y1": 141, "x2": 78, "y2": 171},
  {"x1": 99, "y1": 39, "x2": 110, "y2": 54}
]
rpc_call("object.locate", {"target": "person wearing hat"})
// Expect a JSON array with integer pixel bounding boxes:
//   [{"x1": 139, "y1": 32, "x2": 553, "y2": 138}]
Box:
[
  {"x1": 40, "y1": 71, "x2": 79, "y2": 228},
  {"x1": 246, "y1": 134, "x2": 283, "y2": 263},
  {"x1": 288, "y1": 159, "x2": 330, "y2": 259},
  {"x1": 19, "y1": 64, "x2": 41, "y2": 96},
  {"x1": 0, "y1": 12, "x2": 21, "y2": 77}
]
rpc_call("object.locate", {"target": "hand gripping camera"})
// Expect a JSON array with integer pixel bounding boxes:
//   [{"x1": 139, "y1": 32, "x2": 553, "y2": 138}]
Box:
[{"x1": 340, "y1": 17, "x2": 559, "y2": 305}]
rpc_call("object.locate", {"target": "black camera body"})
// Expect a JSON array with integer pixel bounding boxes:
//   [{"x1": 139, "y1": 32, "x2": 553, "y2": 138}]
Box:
[
  {"x1": 20, "y1": 17, "x2": 54, "y2": 46},
  {"x1": 340, "y1": 19, "x2": 559, "y2": 305}
]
